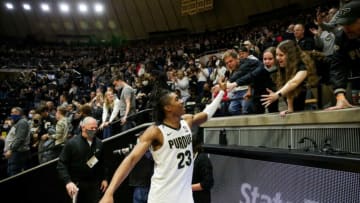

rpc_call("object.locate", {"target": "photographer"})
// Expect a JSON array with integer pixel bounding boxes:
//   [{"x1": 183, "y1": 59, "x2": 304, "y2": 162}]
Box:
[{"x1": 174, "y1": 70, "x2": 190, "y2": 103}]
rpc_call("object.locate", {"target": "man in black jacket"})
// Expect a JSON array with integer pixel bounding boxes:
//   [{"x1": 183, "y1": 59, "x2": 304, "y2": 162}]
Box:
[
  {"x1": 191, "y1": 134, "x2": 214, "y2": 203},
  {"x1": 128, "y1": 132, "x2": 154, "y2": 203},
  {"x1": 294, "y1": 23, "x2": 316, "y2": 51},
  {"x1": 328, "y1": 1, "x2": 360, "y2": 110},
  {"x1": 222, "y1": 49, "x2": 260, "y2": 115},
  {"x1": 57, "y1": 116, "x2": 108, "y2": 203}
]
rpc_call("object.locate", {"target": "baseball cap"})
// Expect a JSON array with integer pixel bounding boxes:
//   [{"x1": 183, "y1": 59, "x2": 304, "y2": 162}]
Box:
[{"x1": 334, "y1": 1, "x2": 360, "y2": 25}]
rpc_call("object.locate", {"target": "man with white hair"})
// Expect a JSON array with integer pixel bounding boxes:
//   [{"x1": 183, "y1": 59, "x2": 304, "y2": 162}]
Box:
[{"x1": 57, "y1": 116, "x2": 108, "y2": 203}]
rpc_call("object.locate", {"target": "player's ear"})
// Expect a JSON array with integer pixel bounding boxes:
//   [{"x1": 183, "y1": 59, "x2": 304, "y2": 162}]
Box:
[{"x1": 164, "y1": 104, "x2": 171, "y2": 112}]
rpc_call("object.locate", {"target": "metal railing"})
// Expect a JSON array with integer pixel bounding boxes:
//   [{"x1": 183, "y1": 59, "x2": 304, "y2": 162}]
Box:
[
  {"x1": 0, "y1": 108, "x2": 153, "y2": 181},
  {"x1": 0, "y1": 122, "x2": 152, "y2": 203}
]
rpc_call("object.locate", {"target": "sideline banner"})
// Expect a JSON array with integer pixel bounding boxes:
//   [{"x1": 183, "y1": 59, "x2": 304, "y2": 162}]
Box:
[{"x1": 210, "y1": 155, "x2": 360, "y2": 203}]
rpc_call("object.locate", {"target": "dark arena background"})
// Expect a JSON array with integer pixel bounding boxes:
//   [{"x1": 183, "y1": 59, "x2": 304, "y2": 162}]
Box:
[{"x1": 0, "y1": 0, "x2": 359, "y2": 203}]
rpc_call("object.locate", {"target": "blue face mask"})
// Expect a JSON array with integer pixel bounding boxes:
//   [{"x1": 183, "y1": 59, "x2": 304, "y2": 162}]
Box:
[{"x1": 10, "y1": 115, "x2": 22, "y2": 122}]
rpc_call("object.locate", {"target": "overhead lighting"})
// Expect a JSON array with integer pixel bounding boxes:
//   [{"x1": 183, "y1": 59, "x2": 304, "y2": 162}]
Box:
[
  {"x1": 78, "y1": 3, "x2": 88, "y2": 13},
  {"x1": 40, "y1": 3, "x2": 50, "y2": 12},
  {"x1": 59, "y1": 3, "x2": 70, "y2": 13},
  {"x1": 94, "y1": 3, "x2": 104, "y2": 13},
  {"x1": 23, "y1": 3, "x2": 31, "y2": 11},
  {"x1": 5, "y1": 2, "x2": 14, "y2": 10}
]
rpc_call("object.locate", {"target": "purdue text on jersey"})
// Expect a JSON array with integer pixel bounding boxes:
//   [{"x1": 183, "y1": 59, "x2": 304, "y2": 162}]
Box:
[{"x1": 168, "y1": 134, "x2": 192, "y2": 149}]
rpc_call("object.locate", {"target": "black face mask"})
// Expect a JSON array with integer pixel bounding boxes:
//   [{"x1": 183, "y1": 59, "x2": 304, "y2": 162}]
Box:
[
  {"x1": 32, "y1": 120, "x2": 40, "y2": 127},
  {"x1": 86, "y1": 129, "x2": 97, "y2": 138}
]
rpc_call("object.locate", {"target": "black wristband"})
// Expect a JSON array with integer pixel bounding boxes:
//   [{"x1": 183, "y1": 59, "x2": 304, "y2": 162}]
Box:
[{"x1": 277, "y1": 92, "x2": 282, "y2": 97}]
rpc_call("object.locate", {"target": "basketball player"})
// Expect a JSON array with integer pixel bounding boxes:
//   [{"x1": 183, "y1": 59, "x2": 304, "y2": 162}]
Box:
[{"x1": 100, "y1": 88, "x2": 224, "y2": 203}]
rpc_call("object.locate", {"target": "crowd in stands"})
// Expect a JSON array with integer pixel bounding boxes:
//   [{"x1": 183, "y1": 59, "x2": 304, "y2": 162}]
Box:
[{"x1": 0, "y1": 0, "x2": 359, "y2": 179}]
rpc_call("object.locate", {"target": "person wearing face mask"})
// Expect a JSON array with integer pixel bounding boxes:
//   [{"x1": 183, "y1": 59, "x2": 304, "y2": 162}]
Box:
[
  {"x1": 135, "y1": 74, "x2": 153, "y2": 112},
  {"x1": 39, "y1": 106, "x2": 70, "y2": 163},
  {"x1": 57, "y1": 116, "x2": 109, "y2": 203},
  {"x1": 37, "y1": 105, "x2": 57, "y2": 163},
  {"x1": 27, "y1": 109, "x2": 36, "y2": 120},
  {"x1": 29, "y1": 113, "x2": 44, "y2": 166},
  {"x1": 1, "y1": 117, "x2": 14, "y2": 174},
  {"x1": 1, "y1": 117, "x2": 13, "y2": 136},
  {"x1": 3, "y1": 107, "x2": 31, "y2": 176}
]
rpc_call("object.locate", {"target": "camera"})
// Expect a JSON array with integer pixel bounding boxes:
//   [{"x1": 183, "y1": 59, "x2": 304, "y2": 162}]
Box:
[{"x1": 113, "y1": 144, "x2": 134, "y2": 156}]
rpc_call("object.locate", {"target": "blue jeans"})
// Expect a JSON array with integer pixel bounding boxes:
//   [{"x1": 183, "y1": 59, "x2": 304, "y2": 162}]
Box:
[
  {"x1": 102, "y1": 126, "x2": 112, "y2": 139},
  {"x1": 7, "y1": 151, "x2": 30, "y2": 176},
  {"x1": 133, "y1": 186, "x2": 149, "y2": 203},
  {"x1": 228, "y1": 89, "x2": 253, "y2": 115}
]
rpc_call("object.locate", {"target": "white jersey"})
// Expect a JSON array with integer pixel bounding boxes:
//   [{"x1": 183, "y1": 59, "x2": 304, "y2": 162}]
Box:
[{"x1": 148, "y1": 120, "x2": 194, "y2": 203}]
